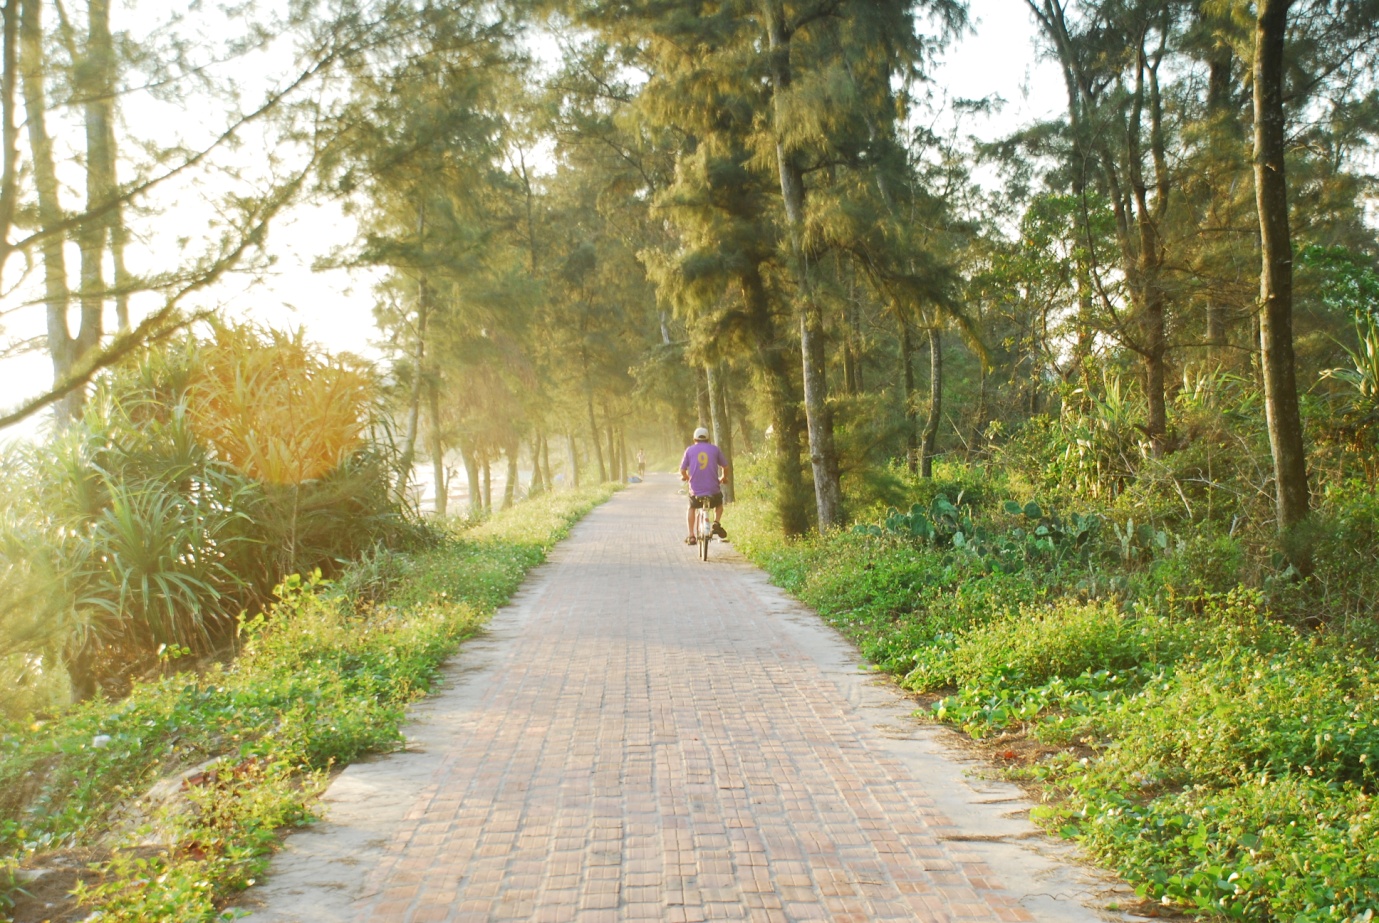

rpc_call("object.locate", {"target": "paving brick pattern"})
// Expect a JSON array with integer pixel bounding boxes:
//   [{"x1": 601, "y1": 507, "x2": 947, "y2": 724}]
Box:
[{"x1": 260, "y1": 481, "x2": 1048, "y2": 922}]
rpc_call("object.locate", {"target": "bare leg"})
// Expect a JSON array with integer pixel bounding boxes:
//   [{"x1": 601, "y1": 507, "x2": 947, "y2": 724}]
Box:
[{"x1": 686, "y1": 506, "x2": 695, "y2": 538}]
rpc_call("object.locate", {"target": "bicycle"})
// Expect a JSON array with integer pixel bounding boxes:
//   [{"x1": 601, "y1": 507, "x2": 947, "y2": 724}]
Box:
[{"x1": 692, "y1": 494, "x2": 715, "y2": 561}]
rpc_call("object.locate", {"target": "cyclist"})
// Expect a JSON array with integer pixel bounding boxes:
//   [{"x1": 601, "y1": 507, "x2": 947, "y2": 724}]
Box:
[{"x1": 680, "y1": 426, "x2": 730, "y2": 544}]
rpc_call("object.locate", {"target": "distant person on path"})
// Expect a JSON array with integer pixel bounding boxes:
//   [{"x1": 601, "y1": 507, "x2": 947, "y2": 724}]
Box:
[
  {"x1": 636, "y1": 449, "x2": 646, "y2": 479},
  {"x1": 680, "y1": 426, "x2": 730, "y2": 544}
]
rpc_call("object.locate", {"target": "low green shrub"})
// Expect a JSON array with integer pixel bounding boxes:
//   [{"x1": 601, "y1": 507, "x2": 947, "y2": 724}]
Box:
[
  {"x1": 1064, "y1": 774, "x2": 1379, "y2": 921},
  {"x1": 1302, "y1": 481, "x2": 1379, "y2": 633},
  {"x1": 906, "y1": 598, "x2": 1141, "y2": 691},
  {"x1": 0, "y1": 331, "x2": 430, "y2": 710},
  {"x1": 71, "y1": 757, "x2": 322, "y2": 922},
  {"x1": 1089, "y1": 641, "x2": 1379, "y2": 793},
  {"x1": 1152, "y1": 530, "x2": 1245, "y2": 595}
]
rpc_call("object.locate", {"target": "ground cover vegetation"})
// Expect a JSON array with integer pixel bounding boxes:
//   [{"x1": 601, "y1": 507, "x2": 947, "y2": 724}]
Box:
[
  {"x1": 0, "y1": 480, "x2": 618, "y2": 922},
  {"x1": 0, "y1": 0, "x2": 1376, "y2": 920}
]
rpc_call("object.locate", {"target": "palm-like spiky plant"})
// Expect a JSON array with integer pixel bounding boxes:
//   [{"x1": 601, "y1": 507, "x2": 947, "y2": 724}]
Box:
[{"x1": 1, "y1": 325, "x2": 420, "y2": 709}]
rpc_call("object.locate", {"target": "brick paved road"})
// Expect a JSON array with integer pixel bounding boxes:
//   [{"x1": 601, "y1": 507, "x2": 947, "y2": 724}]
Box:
[{"x1": 242, "y1": 478, "x2": 1126, "y2": 923}]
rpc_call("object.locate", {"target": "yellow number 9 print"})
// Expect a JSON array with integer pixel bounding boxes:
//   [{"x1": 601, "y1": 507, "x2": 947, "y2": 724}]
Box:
[{"x1": 698, "y1": 451, "x2": 709, "y2": 470}]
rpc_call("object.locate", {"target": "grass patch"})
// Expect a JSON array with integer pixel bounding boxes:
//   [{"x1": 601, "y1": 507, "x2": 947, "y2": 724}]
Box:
[{"x1": 0, "y1": 484, "x2": 618, "y2": 922}]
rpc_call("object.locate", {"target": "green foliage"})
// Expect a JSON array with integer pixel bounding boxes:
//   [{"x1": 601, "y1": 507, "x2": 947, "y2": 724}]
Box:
[
  {"x1": 990, "y1": 366, "x2": 1283, "y2": 543},
  {"x1": 856, "y1": 490, "x2": 1104, "y2": 578},
  {"x1": 908, "y1": 598, "x2": 1148, "y2": 693},
  {"x1": 71, "y1": 758, "x2": 321, "y2": 923},
  {"x1": 1298, "y1": 245, "x2": 1379, "y2": 322},
  {"x1": 1321, "y1": 313, "x2": 1379, "y2": 412},
  {"x1": 0, "y1": 331, "x2": 424, "y2": 707},
  {"x1": 913, "y1": 589, "x2": 1295, "y2": 740},
  {"x1": 1, "y1": 389, "x2": 262, "y2": 700},
  {"x1": 1302, "y1": 482, "x2": 1379, "y2": 631},
  {"x1": 1066, "y1": 777, "x2": 1379, "y2": 921},
  {"x1": 1109, "y1": 516, "x2": 1171, "y2": 566},
  {"x1": 832, "y1": 396, "x2": 912, "y2": 511},
  {"x1": 997, "y1": 379, "x2": 1146, "y2": 504},
  {"x1": 1054, "y1": 633, "x2": 1379, "y2": 920},
  {"x1": 857, "y1": 494, "x2": 972, "y2": 544},
  {"x1": 1141, "y1": 531, "x2": 1246, "y2": 600}
]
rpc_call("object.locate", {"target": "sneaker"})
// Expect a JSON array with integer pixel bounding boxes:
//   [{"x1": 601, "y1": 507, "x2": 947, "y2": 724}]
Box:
[
  {"x1": 684, "y1": 536, "x2": 698, "y2": 545},
  {"x1": 712, "y1": 522, "x2": 728, "y2": 540}
]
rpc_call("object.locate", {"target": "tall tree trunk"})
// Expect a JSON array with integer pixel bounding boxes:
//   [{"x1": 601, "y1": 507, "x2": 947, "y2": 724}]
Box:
[
  {"x1": 585, "y1": 390, "x2": 606, "y2": 482},
  {"x1": 1253, "y1": 0, "x2": 1310, "y2": 565},
  {"x1": 1034, "y1": 0, "x2": 1172, "y2": 454},
  {"x1": 517, "y1": 148, "x2": 540, "y2": 274},
  {"x1": 675, "y1": 395, "x2": 694, "y2": 445},
  {"x1": 921, "y1": 324, "x2": 943, "y2": 479},
  {"x1": 973, "y1": 364, "x2": 989, "y2": 459},
  {"x1": 456, "y1": 435, "x2": 482, "y2": 515},
  {"x1": 1143, "y1": 292, "x2": 1169, "y2": 455},
  {"x1": 426, "y1": 377, "x2": 446, "y2": 517},
  {"x1": 841, "y1": 276, "x2": 862, "y2": 396},
  {"x1": 502, "y1": 440, "x2": 519, "y2": 509},
  {"x1": 735, "y1": 397, "x2": 755, "y2": 455},
  {"x1": 1206, "y1": 302, "x2": 1229, "y2": 359},
  {"x1": 1203, "y1": 11, "x2": 1239, "y2": 365},
  {"x1": 696, "y1": 365, "x2": 712, "y2": 430},
  {"x1": 843, "y1": 291, "x2": 854, "y2": 391},
  {"x1": 20, "y1": 0, "x2": 75, "y2": 425},
  {"x1": 605, "y1": 424, "x2": 619, "y2": 482},
  {"x1": 528, "y1": 434, "x2": 545, "y2": 495},
  {"x1": 706, "y1": 363, "x2": 724, "y2": 443},
  {"x1": 399, "y1": 376, "x2": 422, "y2": 494},
  {"x1": 899, "y1": 309, "x2": 919, "y2": 473},
  {"x1": 110, "y1": 196, "x2": 130, "y2": 330},
  {"x1": 397, "y1": 227, "x2": 430, "y2": 500},
  {"x1": 742, "y1": 268, "x2": 809, "y2": 535},
  {"x1": 101, "y1": 71, "x2": 127, "y2": 331},
  {"x1": 541, "y1": 433, "x2": 553, "y2": 491},
  {"x1": 76, "y1": 0, "x2": 113, "y2": 387},
  {"x1": 481, "y1": 454, "x2": 492, "y2": 513},
  {"x1": 565, "y1": 432, "x2": 580, "y2": 489},
  {"x1": 1072, "y1": 276, "x2": 1096, "y2": 402},
  {"x1": 707, "y1": 363, "x2": 735, "y2": 503},
  {"x1": 763, "y1": 0, "x2": 843, "y2": 531},
  {"x1": 0, "y1": 0, "x2": 19, "y2": 274}
]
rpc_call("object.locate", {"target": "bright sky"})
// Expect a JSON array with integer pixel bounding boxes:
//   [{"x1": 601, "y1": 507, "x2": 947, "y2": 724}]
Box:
[
  {"x1": 0, "y1": 0, "x2": 1059, "y2": 443},
  {"x1": 936, "y1": 0, "x2": 1062, "y2": 125}
]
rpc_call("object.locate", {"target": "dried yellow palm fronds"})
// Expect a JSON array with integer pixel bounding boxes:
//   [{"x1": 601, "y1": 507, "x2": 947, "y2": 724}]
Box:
[{"x1": 187, "y1": 324, "x2": 373, "y2": 485}]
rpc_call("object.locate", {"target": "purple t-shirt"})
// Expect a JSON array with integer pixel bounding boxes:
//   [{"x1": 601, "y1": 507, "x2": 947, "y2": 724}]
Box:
[{"x1": 681, "y1": 441, "x2": 726, "y2": 496}]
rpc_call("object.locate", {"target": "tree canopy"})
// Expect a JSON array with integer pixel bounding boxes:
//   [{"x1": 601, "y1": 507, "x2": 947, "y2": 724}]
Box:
[{"x1": 0, "y1": 0, "x2": 1373, "y2": 551}]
